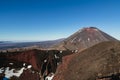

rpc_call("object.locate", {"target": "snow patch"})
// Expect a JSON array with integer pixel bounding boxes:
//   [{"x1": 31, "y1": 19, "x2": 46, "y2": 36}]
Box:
[
  {"x1": 88, "y1": 38, "x2": 90, "y2": 41},
  {"x1": 45, "y1": 73, "x2": 54, "y2": 80},
  {"x1": 27, "y1": 65, "x2": 32, "y2": 69},
  {"x1": 55, "y1": 54, "x2": 59, "y2": 59},
  {"x1": 57, "y1": 62, "x2": 60, "y2": 65},
  {"x1": 78, "y1": 38, "x2": 81, "y2": 42},
  {"x1": 9, "y1": 63, "x2": 13, "y2": 65},
  {"x1": 71, "y1": 37, "x2": 77, "y2": 43},
  {"x1": 44, "y1": 60, "x2": 47, "y2": 63},
  {"x1": 94, "y1": 29, "x2": 98, "y2": 31},
  {"x1": 72, "y1": 50, "x2": 73, "y2": 52},
  {"x1": 0, "y1": 67, "x2": 4, "y2": 73},
  {"x1": 75, "y1": 50, "x2": 78, "y2": 53},
  {"x1": 4, "y1": 67, "x2": 25, "y2": 79},
  {"x1": 23, "y1": 63, "x2": 26, "y2": 66},
  {"x1": 0, "y1": 63, "x2": 34, "y2": 79},
  {"x1": 60, "y1": 51, "x2": 62, "y2": 53}
]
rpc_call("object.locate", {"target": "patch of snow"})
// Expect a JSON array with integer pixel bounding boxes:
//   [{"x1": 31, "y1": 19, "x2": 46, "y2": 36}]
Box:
[
  {"x1": 57, "y1": 62, "x2": 60, "y2": 65},
  {"x1": 55, "y1": 54, "x2": 59, "y2": 59},
  {"x1": 23, "y1": 63, "x2": 26, "y2": 66},
  {"x1": 4, "y1": 67, "x2": 14, "y2": 78},
  {"x1": 94, "y1": 29, "x2": 98, "y2": 31},
  {"x1": 44, "y1": 60, "x2": 47, "y2": 63},
  {"x1": 39, "y1": 72, "x2": 41, "y2": 75},
  {"x1": 78, "y1": 38, "x2": 81, "y2": 42},
  {"x1": 88, "y1": 38, "x2": 90, "y2": 41},
  {"x1": 9, "y1": 63, "x2": 13, "y2": 65},
  {"x1": 60, "y1": 51, "x2": 62, "y2": 53},
  {"x1": 45, "y1": 73, "x2": 54, "y2": 80},
  {"x1": 4, "y1": 67, "x2": 25, "y2": 79},
  {"x1": 27, "y1": 65, "x2": 32, "y2": 69},
  {"x1": 0, "y1": 63, "x2": 34, "y2": 79},
  {"x1": 75, "y1": 50, "x2": 78, "y2": 53},
  {"x1": 0, "y1": 67, "x2": 4, "y2": 73},
  {"x1": 71, "y1": 37, "x2": 77, "y2": 43}
]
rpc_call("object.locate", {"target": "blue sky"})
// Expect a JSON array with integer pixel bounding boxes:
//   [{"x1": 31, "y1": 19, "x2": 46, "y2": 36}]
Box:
[{"x1": 0, "y1": 0, "x2": 120, "y2": 41}]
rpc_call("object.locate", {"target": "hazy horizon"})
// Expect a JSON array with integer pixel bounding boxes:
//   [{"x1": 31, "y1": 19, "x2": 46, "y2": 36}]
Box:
[{"x1": 0, "y1": 0, "x2": 120, "y2": 41}]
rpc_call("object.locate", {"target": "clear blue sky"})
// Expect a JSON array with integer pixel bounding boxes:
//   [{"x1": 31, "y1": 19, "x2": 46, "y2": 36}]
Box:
[{"x1": 0, "y1": 0, "x2": 120, "y2": 41}]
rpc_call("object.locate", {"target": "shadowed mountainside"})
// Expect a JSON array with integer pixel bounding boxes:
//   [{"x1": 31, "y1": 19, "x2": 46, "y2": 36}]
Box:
[{"x1": 53, "y1": 41, "x2": 120, "y2": 80}]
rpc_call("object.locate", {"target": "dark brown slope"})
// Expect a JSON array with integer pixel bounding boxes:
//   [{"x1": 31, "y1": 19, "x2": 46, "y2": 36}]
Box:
[
  {"x1": 51, "y1": 27, "x2": 117, "y2": 51},
  {"x1": 53, "y1": 41, "x2": 120, "y2": 80}
]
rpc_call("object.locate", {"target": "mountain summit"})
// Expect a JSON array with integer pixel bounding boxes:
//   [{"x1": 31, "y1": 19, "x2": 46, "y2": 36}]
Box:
[{"x1": 51, "y1": 27, "x2": 118, "y2": 51}]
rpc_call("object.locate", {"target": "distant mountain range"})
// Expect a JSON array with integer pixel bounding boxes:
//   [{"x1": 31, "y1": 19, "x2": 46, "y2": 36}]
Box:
[
  {"x1": 0, "y1": 41, "x2": 12, "y2": 43},
  {"x1": 0, "y1": 38, "x2": 65, "y2": 50}
]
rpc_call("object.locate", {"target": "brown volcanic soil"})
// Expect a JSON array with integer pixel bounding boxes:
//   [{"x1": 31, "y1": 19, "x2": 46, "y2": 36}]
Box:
[{"x1": 53, "y1": 41, "x2": 120, "y2": 80}]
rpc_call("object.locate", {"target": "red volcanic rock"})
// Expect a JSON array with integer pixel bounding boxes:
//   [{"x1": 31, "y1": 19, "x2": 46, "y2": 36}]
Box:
[
  {"x1": 0, "y1": 49, "x2": 73, "y2": 80},
  {"x1": 18, "y1": 70, "x2": 40, "y2": 80},
  {"x1": 8, "y1": 50, "x2": 40, "y2": 71},
  {"x1": 53, "y1": 53, "x2": 77, "y2": 80},
  {"x1": 0, "y1": 49, "x2": 54, "y2": 80}
]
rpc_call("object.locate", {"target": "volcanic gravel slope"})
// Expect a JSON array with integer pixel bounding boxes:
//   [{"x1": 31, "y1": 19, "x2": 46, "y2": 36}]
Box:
[
  {"x1": 51, "y1": 27, "x2": 117, "y2": 51},
  {"x1": 53, "y1": 41, "x2": 120, "y2": 80}
]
